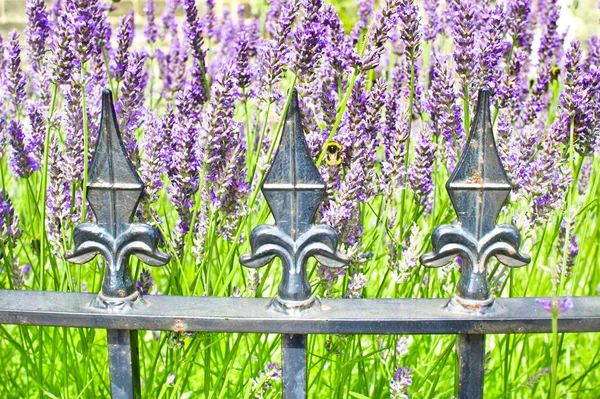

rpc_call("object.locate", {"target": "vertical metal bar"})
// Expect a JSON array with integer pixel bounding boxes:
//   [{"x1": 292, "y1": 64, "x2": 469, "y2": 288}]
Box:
[
  {"x1": 107, "y1": 329, "x2": 141, "y2": 399},
  {"x1": 282, "y1": 333, "x2": 307, "y2": 399},
  {"x1": 457, "y1": 334, "x2": 485, "y2": 399}
]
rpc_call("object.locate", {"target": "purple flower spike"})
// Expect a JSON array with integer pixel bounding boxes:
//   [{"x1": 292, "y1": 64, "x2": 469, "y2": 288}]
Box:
[
  {"x1": 408, "y1": 129, "x2": 437, "y2": 213},
  {"x1": 536, "y1": 295, "x2": 574, "y2": 315},
  {"x1": 390, "y1": 366, "x2": 413, "y2": 399},
  {"x1": 68, "y1": 0, "x2": 101, "y2": 64},
  {"x1": 50, "y1": 11, "x2": 76, "y2": 86},
  {"x1": 448, "y1": 0, "x2": 478, "y2": 94},
  {"x1": 0, "y1": 192, "x2": 22, "y2": 244},
  {"x1": 117, "y1": 51, "x2": 149, "y2": 166},
  {"x1": 144, "y1": 0, "x2": 158, "y2": 44},
  {"x1": 8, "y1": 120, "x2": 38, "y2": 179},
  {"x1": 160, "y1": 0, "x2": 180, "y2": 39},
  {"x1": 182, "y1": 0, "x2": 208, "y2": 108},
  {"x1": 140, "y1": 114, "x2": 165, "y2": 203},
  {"x1": 292, "y1": 0, "x2": 325, "y2": 81},
  {"x1": 136, "y1": 268, "x2": 154, "y2": 295},
  {"x1": 423, "y1": 0, "x2": 441, "y2": 42},
  {"x1": 259, "y1": 1, "x2": 299, "y2": 102},
  {"x1": 25, "y1": 0, "x2": 50, "y2": 73},
  {"x1": 113, "y1": 9, "x2": 135, "y2": 82},
  {"x1": 362, "y1": 0, "x2": 401, "y2": 70},
  {"x1": 426, "y1": 54, "x2": 464, "y2": 172},
  {"x1": 397, "y1": 0, "x2": 421, "y2": 63},
  {"x1": 557, "y1": 216, "x2": 578, "y2": 279},
  {"x1": 5, "y1": 31, "x2": 26, "y2": 114}
]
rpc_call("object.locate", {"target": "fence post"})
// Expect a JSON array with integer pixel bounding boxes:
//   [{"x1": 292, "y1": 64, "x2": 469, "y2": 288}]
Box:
[
  {"x1": 240, "y1": 89, "x2": 348, "y2": 398},
  {"x1": 420, "y1": 87, "x2": 531, "y2": 398},
  {"x1": 66, "y1": 89, "x2": 170, "y2": 398}
]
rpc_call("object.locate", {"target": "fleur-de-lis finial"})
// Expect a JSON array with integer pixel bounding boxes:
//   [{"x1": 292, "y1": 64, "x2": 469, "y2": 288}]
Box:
[
  {"x1": 420, "y1": 87, "x2": 530, "y2": 314},
  {"x1": 66, "y1": 89, "x2": 169, "y2": 312},
  {"x1": 240, "y1": 89, "x2": 348, "y2": 314}
]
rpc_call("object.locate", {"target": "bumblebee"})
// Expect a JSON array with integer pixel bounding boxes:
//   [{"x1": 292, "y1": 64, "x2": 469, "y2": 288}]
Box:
[
  {"x1": 325, "y1": 141, "x2": 342, "y2": 166},
  {"x1": 550, "y1": 65, "x2": 560, "y2": 83}
]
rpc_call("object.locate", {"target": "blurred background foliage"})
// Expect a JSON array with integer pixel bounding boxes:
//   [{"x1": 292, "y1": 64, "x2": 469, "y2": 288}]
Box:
[{"x1": 0, "y1": 0, "x2": 599, "y2": 41}]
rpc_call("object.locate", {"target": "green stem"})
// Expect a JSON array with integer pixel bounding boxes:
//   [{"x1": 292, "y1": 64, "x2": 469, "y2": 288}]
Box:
[
  {"x1": 39, "y1": 83, "x2": 59, "y2": 292},
  {"x1": 80, "y1": 64, "x2": 90, "y2": 222}
]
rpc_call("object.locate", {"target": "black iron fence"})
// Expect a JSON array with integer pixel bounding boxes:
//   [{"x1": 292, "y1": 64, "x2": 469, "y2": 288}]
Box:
[{"x1": 1, "y1": 87, "x2": 599, "y2": 399}]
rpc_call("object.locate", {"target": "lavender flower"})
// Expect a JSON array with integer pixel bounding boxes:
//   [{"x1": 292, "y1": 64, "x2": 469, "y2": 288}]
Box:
[
  {"x1": 246, "y1": 268, "x2": 260, "y2": 297},
  {"x1": 426, "y1": 54, "x2": 464, "y2": 172},
  {"x1": 136, "y1": 268, "x2": 154, "y2": 295},
  {"x1": 117, "y1": 51, "x2": 149, "y2": 166},
  {"x1": 182, "y1": 0, "x2": 208, "y2": 106},
  {"x1": 25, "y1": 101, "x2": 45, "y2": 170},
  {"x1": 166, "y1": 373, "x2": 176, "y2": 385},
  {"x1": 0, "y1": 192, "x2": 21, "y2": 244},
  {"x1": 390, "y1": 366, "x2": 413, "y2": 399},
  {"x1": 291, "y1": 0, "x2": 325, "y2": 81},
  {"x1": 381, "y1": 98, "x2": 409, "y2": 196},
  {"x1": 203, "y1": 0, "x2": 217, "y2": 40},
  {"x1": 521, "y1": 129, "x2": 571, "y2": 225},
  {"x1": 46, "y1": 132, "x2": 72, "y2": 249},
  {"x1": 501, "y1": 123, "x2": 540, "y2": 197},
  {"x1": 317, "y1": 265, "x2": 345, "y2": 297},
  {"x1": 476, "y1": 5, "x2": 507, "y2": 95},
  {"x1": 389, "y1": 224, "x2": 420, "y2": 283},
  {"x1": 10, "y1": 258, "x2": 31, "y2": 290},
  {"x1": 144, "y1": 0, "x2": 158, "y2": 44},
  {"x1": 423, "y1": 0, "x2": 441, "y2": 42},
  {"x1": 140, "y1": 114, "x2": 165, "y2": 203},
  {"x1": 448, "y1": 0, "x2": 478, "y2": 94},
  {"x1": 259, "y1": 1, "x2": 299, "y2": 102},
  {"x1": 5, "y1": 31, "x2": 26, "y2": 114},
  {"x1": 496, "y1": 47, "x2": 528, "y2": 112},
  {"x1": 506, "y1": 0, "x2": 534, "y2": 52},
  {"x1": 0, "y1": 34, "x2": 4, "y2": 74},
  {"x1": 62, "y1": 84, "x2": 85, "y2": 185},
  {"x1": 156, "y1": 36, "x2": 188, "y2": 97},
  {"x1": 397, "y1": 0, "x2": 422, "y2": 65},
  {"x1": 68, "y1": 0, "x2": 101, "y2": 64},
  {"x1": 49, "y1": 10, "x2": 76, "y2": 85},
  {"x1": 160, "y1": 0, "x2": 180, "y2": 39},
  {"x1": 524, "y1": 367, "x2": 551, "y2": 389},
  {"x1": 362, "y1": 0, "x2": 401, "y2": 70},
  {"x1": 7, "y1": 120, "x2": 38, "y2": 178},
  {"x1": 199, "y1": 62, "x2": 248, "y2": 237},
  {"x1": 25, "y1": 0, "x2": 50, "y2": 73},
  {"x1": 537, "y1": 0, "x2": 563, "y2": 65},
  {"x1": 251, "y1": 362, "x2": 282, "y2": 397},
  {"x1": 113, "y1": 9, "x2": 135, "y2": 82},
  {"x1": 395, "y1": 336, "x2": 413, "y2": 357},
  {"x1": 165, "y1": 105, "x2": 199, "y2": 250},
  {"x1": 234, "y1": 28, "x2": 255, "y2": 95},
  {"x1": 408, "y1": 128, "x2": 436, "y2": 212},
  {"x1": 536, "y1": 295, "x2": 574, "y2": 315},
  {"x1": 554, "y1": 40, "x2": 596, "y2": 154},
  {"x1": 346, "y1": 272, "x2": 367, "y2": 298},
  {"x1": 557, "y1": 215, "x2": 578, "y2": 278},
  {"x1": 350, "y1": 0, "x2": 374, "y2": 43}
]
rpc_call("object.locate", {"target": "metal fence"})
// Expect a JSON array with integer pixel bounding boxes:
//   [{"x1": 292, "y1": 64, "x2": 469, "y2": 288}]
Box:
[{"x1": 1, "y1": 87, "x2": 600, "y2": 399}]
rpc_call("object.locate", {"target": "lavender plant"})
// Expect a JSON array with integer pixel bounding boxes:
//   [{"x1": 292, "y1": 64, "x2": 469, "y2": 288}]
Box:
[{"x1": 1, "y1": 0, "x2": 600, "y2": 397}]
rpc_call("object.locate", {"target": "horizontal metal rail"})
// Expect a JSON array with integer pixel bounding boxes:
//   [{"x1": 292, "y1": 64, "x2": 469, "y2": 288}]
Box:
[{"x1": 1, "y1": 290, "x2": 598, "y2": 334}]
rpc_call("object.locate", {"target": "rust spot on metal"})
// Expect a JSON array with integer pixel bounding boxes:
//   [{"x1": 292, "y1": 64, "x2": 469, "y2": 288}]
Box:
[
  {"x1": 468, "y1": 172, "x2": 484, "y2": 185},
  {"x1": 174, "y1": 319, "x2": 186, "y2": 333}
]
